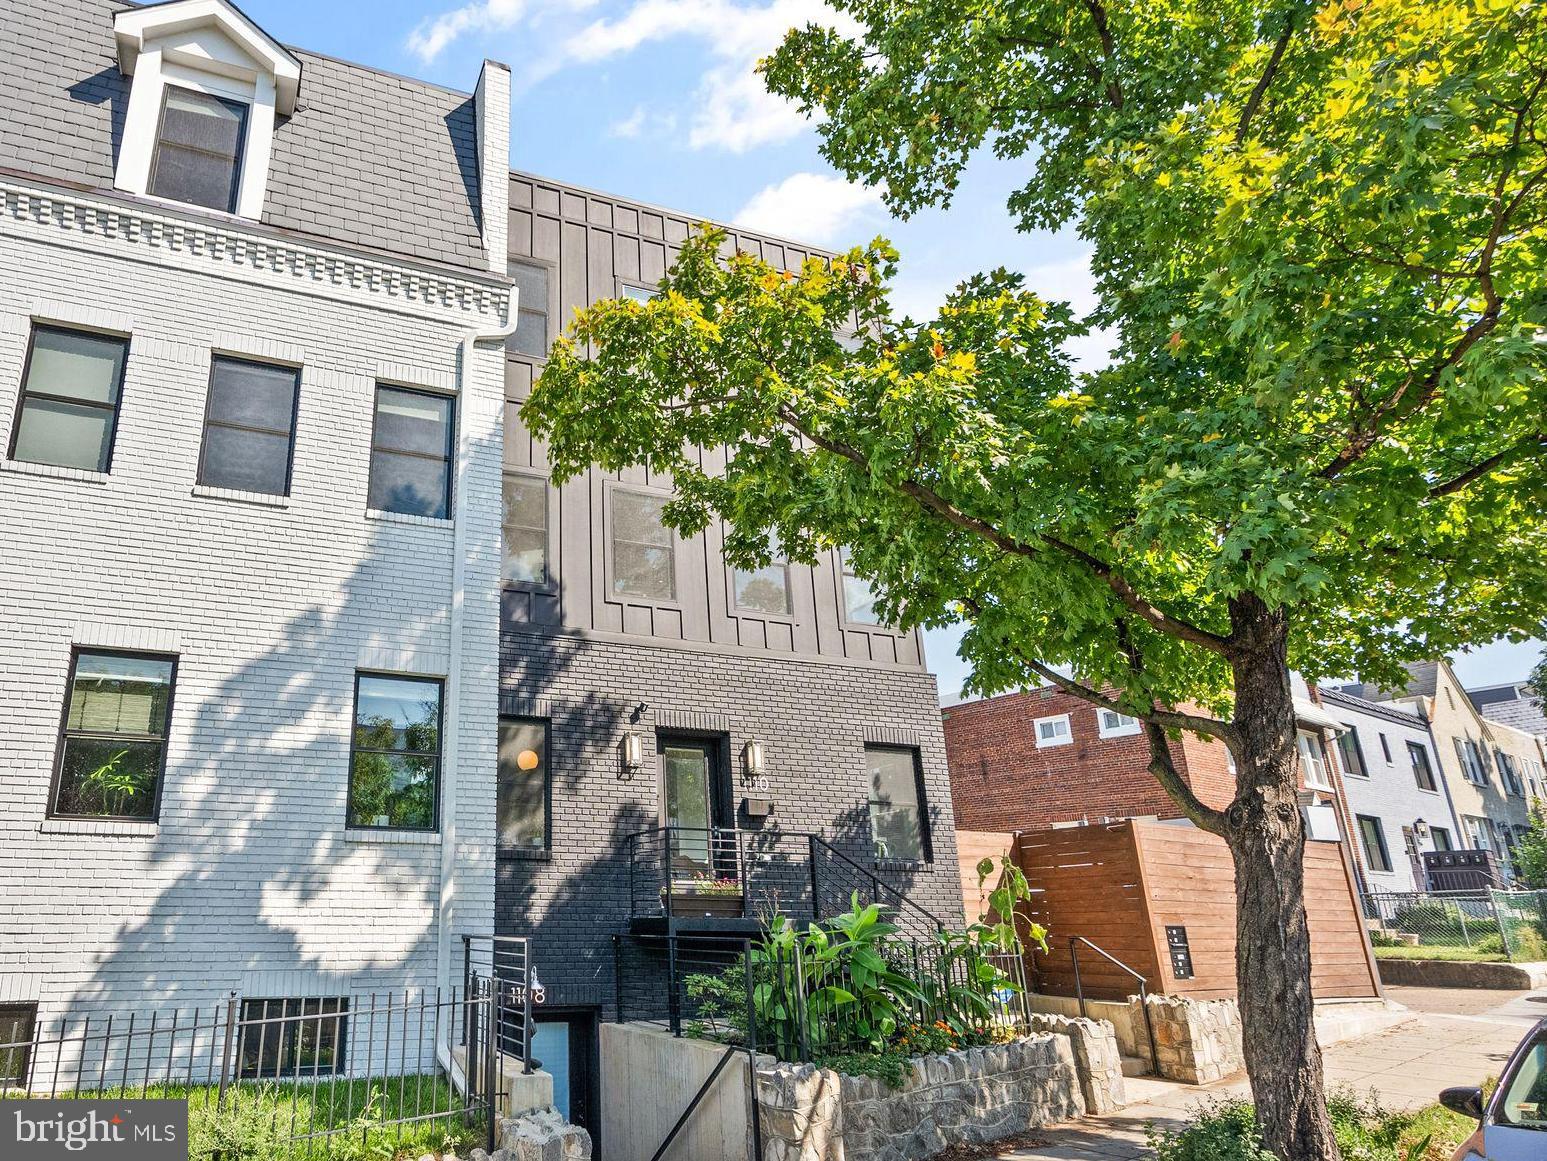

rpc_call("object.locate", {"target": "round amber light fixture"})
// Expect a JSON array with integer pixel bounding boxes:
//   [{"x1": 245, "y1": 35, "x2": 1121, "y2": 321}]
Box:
[{"x1": 517, "y1": 749, "x2": 541, "y2": 771}]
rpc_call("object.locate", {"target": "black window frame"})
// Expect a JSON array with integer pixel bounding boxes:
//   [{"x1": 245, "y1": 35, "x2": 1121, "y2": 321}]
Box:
[
  {"x1": 48, "y1": 647, "x2": 178, "y2": 823},
  {"x1": 1356, "y1": 814, "x2": 1393, "y2": 874},
  {"x1": 0, "y1": 1002, "x2": 37, "y2": 1087},
  {"x1": 8, "y1": 324, "x2": 131, "y2": 473},
  {"x1": 507, "y1": 259, "x2": 555, "y2": 362},
  {"x1": 367, "y1": 383, "x2": 456, "y2": 520},
  {"x1": 346, "y1": 672, "x2": 444, "y2": 833},
  {"x1": 1407, "y1": 740, "x2": 1438, "y2": 792},
  {"x1": 238, "y1": 997, "x2": 348, "y2": 1080},
  {"x1": 863, "y1": 744, "x2": 933, "y2": 866},
  {"x1": 1378, "y1": 733, "x2": 1393, "y2": 763},
  {"x1": 1336, "y1": 727, "x2": 1368, "y2": 777},
  {"x1": 196, "y1": 355, "x2": 302, "y2": 496},
  {"x1": 148, "y1": 84, "x2": 249, "y2": 215},
  {"x1": 501, "y1": 470, "x2": 553, "y2": 590},
  {"x1": 497, "y1": 716, "x2": 552, "y2": 858}
]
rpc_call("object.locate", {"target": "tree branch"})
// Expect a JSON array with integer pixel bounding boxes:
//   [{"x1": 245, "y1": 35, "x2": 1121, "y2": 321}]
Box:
[
  {"x1": 1427, "y1": 433, "x2": 1547, "y2": 498},
  {"x1": 1235, "y1": 19, "x2": 1296, "y2": 145},
  {"x1": 1079, "y1": 0, "x2": 1124, "y2": 110},
  {"x1": 777, "y1": 406, "x2": 1235, "y2": 654}
]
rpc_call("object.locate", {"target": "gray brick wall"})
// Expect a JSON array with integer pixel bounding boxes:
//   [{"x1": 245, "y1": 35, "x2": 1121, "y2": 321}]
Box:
[{"x1": 494, "y1": 629, "x2": 964, "y2": 1015}]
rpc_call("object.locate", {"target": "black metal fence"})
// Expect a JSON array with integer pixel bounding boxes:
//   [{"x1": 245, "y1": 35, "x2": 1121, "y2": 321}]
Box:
[
  {"x1": 616, "y1": 930, "x2": 1032, "y2": 1063},
  {"x1": 0, "y1": 975, "x2": 521, "y2": 1159}
]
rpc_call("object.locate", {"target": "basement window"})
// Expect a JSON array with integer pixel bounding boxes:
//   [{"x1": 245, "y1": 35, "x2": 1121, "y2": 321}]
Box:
[
  {"x1": 0, "y1": 1003, "x2": 37, "y2": 1086},
  {"x1": 238, "y1": 998, "x2": 347, "y2": 1079}
]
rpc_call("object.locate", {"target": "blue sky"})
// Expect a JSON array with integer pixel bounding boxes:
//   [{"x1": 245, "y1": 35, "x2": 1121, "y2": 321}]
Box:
[{"x1": 244, "y1": 0, "x2": 1541, "y2": 701}]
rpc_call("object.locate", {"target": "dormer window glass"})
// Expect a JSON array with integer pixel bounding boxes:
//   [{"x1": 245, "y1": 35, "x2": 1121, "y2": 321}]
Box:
[{"x1": 149, "y1": 87, "x2": 249, "y2": 213}]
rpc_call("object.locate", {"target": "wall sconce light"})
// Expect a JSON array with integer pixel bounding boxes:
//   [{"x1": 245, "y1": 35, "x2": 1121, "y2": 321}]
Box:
[
  {"x1": 743, "y1": 739, "x2": 767, "y2": 780},
  {"x1": 1414, "y1": 818, "x2": 1429, "y2": 838},
  {"x1": 621, "y1": 731, "x2": 645, "y2": 777}
]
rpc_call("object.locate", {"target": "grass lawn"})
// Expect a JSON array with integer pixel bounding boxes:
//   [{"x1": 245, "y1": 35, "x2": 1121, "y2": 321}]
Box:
[
  {"x1": 1395, "y1": 1101, "x2": 1478, "y2": 1161},
  {"x1": 61, "y1": 1076, "x2": 482, "y2": 1160},
  {"x1": 1372, "y1": 945, "x2": 1506, "y2": 962}
]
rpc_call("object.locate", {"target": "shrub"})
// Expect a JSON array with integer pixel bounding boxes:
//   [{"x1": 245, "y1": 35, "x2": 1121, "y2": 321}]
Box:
[
  {"x1": 1149, "y1": 1099, "x2": 1277, "y2": 1161},
  {"x1": 1474, "y1": 933, "x2": 1505, "y2": 955}
]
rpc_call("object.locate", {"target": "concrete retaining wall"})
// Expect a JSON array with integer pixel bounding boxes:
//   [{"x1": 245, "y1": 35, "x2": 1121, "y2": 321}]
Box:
[
  {"x1": 1376, "y1": 957, "x2": 1547, "y2": 989},
  {"x1": 600, "y1": 1023, "x2": 756, "y2": 1161}
]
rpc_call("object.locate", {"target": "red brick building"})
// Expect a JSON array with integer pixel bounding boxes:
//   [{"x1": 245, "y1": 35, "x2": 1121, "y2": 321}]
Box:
[{"x1": 943, "y1": 686, "x2": 1355, "y2": 838}]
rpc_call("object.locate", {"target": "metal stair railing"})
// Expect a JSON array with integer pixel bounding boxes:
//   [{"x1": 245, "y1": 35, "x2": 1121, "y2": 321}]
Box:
[
  {"x1": 808, "y1": 835, "x2": 947, "y2": 936},
  {"x1": 1069, "y1": 935, "x2": 1158, "y2": 1075}
]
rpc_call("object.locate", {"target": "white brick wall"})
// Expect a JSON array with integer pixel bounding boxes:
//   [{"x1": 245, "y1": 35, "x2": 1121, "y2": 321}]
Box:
[{"x1": 0, "y1": 178, "x2": 506, "y2": 1023}]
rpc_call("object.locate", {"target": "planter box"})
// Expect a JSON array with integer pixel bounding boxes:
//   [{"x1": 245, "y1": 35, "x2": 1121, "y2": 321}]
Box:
[{"x1": 666, "y1": 891, "x2": 745, "y2": 918}]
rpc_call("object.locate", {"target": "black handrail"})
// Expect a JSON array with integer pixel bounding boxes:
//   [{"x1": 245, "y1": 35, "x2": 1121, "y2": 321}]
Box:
[
  {"x1": 808, "y1": 835, "x2": 948, "y2": 935},
  {"x1": 1069, "y1": 935, "x2": 1158, "y2": 1075}
]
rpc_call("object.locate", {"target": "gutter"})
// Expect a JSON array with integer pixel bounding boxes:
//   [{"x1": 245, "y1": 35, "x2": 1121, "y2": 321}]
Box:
[{"x1": 437, "y1": 289, "x2": 520, "y2": 999}]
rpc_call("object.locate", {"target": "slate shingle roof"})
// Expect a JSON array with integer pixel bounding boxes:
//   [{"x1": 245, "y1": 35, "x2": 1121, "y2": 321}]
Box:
[{"x1": 0, "y1": 0, "x2": 487, "y2": 272}]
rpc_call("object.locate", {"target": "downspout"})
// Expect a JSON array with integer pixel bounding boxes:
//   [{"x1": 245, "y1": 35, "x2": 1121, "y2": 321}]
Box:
[{"x1": 438, "y1": 287, "x2": 519, "y2": 1002}]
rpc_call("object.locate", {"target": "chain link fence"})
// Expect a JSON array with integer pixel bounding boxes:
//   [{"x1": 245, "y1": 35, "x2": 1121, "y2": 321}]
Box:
[{"x1": 1362, "y1": 889, "x2": 1547, "y2": 961}]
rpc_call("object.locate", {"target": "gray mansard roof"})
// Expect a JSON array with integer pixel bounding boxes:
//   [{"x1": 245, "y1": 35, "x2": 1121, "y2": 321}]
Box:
[{"x1": 0, "y1": 0, "x2": 487, "y2": 271}]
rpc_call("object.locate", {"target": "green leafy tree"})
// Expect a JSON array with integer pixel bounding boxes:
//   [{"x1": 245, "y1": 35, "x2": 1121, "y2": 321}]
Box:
[
  {"x1": 1515, "y1": 804, "x2": 1547, "y2": 888},
  {"x1": 524, "y1": 2, "x2": 1547, "y2": 1156}
]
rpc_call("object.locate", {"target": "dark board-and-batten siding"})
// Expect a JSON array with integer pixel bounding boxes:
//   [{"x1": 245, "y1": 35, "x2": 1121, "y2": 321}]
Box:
[{"x1": 501, "y1": 170, "x2": 923, "y2": 669}]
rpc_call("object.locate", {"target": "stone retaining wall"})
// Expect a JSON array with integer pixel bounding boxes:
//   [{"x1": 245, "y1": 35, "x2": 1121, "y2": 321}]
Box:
[
  {"x1": 1025, "y1": 1014, "x2": 1126, "y2": 1114},
  {"x1": 756, "y1": 1035, "x2": 1085, "y2": 1161},
  {"x1": 468, "y1": 1109, "x2": 592, "y2": 1161},
  {"x1": 1135, "y1": 994, "x2": 1245, "y2": 1084}
]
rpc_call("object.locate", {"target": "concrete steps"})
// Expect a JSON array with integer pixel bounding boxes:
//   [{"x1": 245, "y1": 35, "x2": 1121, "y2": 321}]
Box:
[{"x1": 1119, "y1": 1054, "x2": 1152, "y2": 1078}]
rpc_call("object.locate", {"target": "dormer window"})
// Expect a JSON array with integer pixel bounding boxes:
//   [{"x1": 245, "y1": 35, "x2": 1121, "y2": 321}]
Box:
[
  {"x1": 149, "y1": 87, "x2": 249, "y2": 214},
  {"x1": 113, "y1": 0, "x2": 301, "y2": 221}
]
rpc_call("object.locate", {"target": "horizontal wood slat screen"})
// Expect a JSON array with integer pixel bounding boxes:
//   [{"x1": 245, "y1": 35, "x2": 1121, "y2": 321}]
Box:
[{"x1": 1011, "y1": 821, "x2": 1380, "y2": 1002}]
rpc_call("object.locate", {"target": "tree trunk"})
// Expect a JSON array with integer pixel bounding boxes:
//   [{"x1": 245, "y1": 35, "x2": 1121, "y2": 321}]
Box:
[{"x1": 1224, "y1": 596, "x2": 1341, "y2": 1161}]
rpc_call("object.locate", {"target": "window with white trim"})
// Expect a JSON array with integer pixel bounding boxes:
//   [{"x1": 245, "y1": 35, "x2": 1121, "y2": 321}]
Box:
[
  {"x1": 111, "y1": 1, "x2": 302, "y2": 222},
  {"x1": 1035, "y1": 714, "x2": 1072, "y2": 748},
  {"x1": 1096, "y1": 709, "x2": 1140, "y2": 739},
  {"x1": 1297, "y1": 732, "x2": 1333, "y2": 790}
]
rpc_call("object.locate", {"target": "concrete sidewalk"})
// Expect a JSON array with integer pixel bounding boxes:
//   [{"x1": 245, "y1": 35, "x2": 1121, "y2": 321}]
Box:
[{"x1": 998, "y1": 988, "x2": 1539, "y2": 1160}]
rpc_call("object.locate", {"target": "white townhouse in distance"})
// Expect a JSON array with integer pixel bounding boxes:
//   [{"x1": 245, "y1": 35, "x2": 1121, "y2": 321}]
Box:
[
  {"x1": 0, "y1": 0, "x2": 511, "y2": 1036},
  {"x1": 1317, "y1": 687, "x2": 1462, "y2": 894}
]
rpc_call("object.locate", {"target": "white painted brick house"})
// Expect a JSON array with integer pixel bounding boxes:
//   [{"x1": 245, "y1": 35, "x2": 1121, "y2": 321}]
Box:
[{"x1": 0, "y1": 0, "x2": 511, "y2": 1025}]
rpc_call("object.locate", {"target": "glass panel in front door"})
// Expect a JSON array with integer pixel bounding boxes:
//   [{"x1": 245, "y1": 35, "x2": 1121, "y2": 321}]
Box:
[{"x1": 664, "y1": 742, "x2": 713, "y2": 875}]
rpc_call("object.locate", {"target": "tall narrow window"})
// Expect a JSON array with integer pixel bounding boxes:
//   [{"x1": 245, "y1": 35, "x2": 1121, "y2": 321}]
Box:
[
  {"x1": 498, "y1": 718, "x2": 549, "y2": 852},
  {"x1": 841, "y1": 551, "x2": 881, "y2": 624},
  {"x1": 1297, "y1": 733, "x2": 1332, "y2": 790},
  {"x1": 1335, "y1": 728, "x2": 1367, "y2": 777},
  {"x1": 866, "y1": 746, "x2": 929, "y2": 863},
  {"x1": 733, "y1": 533, "x2": 790, "y2": 615},
  {"x1": 238, "y1": 998, "x2": 347, "y2": 1079},
  {"x1": 148, "y1": 87, "x2": 248, "y2": 213},
  {"x1": 1378, "y1": 733, "x2": 1392, "y2": 763},
  {"x1": 1407, "y1": 741, "x2": 1438, "y2": 791},
  {"x1": 198, "y1": 357, "x2": 300, "y2": 495},
  {"x1": 1356, "y1": 815, "x2": 1393, "y2": 874},
  {"x1": 9, "y1": 326, "x2": 129, "y2": 472},
  {"x1": 502, "y1": 474, "x2": 549, "y2": 586},
  {"x1": 610, "y1": 489, "x2": 675, "y2": 600},
  {"x1": 507, "y1": 262, "x2": 551, "y2": 359},
  {"x1": 368, "y1": 385, "x2": 454, "y2": 518},
  {"x1": 349, "y1": 674, "x2": 442, "y2": 830},
  {"x1": 51, "y1": 650, "x2": 176, "y2": 820},
  {"x1": 0, "y1": 1003, "x2": 37, "y2": 1086}
]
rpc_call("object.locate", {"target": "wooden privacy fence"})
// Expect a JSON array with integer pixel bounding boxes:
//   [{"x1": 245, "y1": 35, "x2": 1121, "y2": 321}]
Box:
[{"x1": 996, "y1": 821, "x2": 1380, "y2": 1002}]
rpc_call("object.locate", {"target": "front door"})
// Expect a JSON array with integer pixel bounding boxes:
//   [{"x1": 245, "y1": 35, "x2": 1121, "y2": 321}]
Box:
[
  {"x1": 530, "y1": 1011, "x2": 597, "y2": 1140},
  {"x1": 660, "y1": 737, "x2": 723, "y2": 877}
]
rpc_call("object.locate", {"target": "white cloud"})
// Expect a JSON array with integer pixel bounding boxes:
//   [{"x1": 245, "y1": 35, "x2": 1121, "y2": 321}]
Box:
[
  {"x1": 734, "y1": 172, "x2": 883, "y2": 245},
  {"x1": 409, "y1": 0, "x2": 852, "y2": 151},
  {"x1": 609, "y1": 105, "x2": 648, "y2": 138}
]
